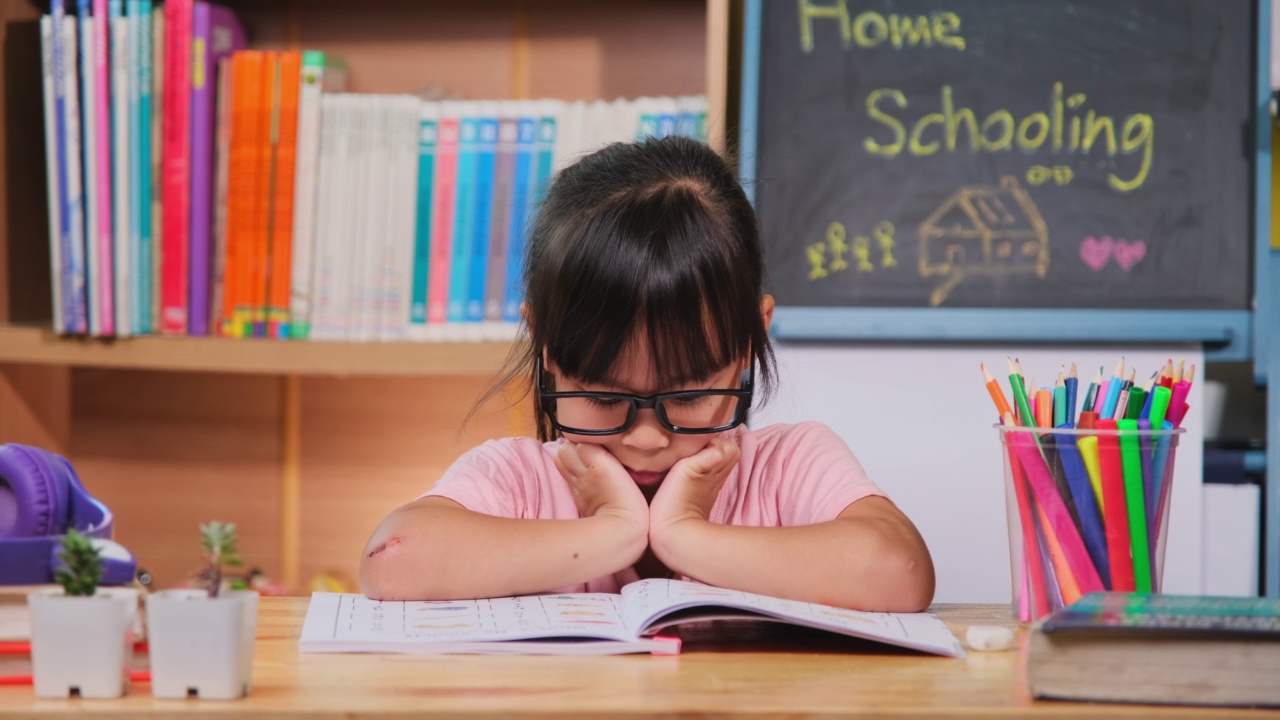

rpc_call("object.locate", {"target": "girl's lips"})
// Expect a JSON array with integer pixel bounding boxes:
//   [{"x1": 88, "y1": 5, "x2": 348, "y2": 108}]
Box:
[{"x1": 625, "y1": 467, "x2": 667, "y2": 486}]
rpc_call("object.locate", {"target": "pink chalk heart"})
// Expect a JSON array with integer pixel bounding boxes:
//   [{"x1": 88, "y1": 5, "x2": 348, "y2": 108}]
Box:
[
  {"x1": 1079, "y1": 236, "x2": 1114, "y2": 271},
  {"x1": 1113, "y1": 239, "x2": 1146, "y2": 272}
]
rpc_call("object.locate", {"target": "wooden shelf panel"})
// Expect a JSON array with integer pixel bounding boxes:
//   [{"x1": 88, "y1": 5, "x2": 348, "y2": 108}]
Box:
[{"x1": 0, "y1": 326, "x2": 516, "y2": 376}]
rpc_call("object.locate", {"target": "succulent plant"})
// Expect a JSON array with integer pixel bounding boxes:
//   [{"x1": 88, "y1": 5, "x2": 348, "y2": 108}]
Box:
[
  {"x1": 200, "y1": 521, "x2": 243, "y2": 598},
  {"x1": 54, "y1": 529, "x2": 104, "y2": 597}
]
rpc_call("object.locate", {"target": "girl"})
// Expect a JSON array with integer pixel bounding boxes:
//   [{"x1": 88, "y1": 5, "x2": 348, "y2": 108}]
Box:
[{"x1": 360, "y1": 137, "x2": 934, "y2": 612}]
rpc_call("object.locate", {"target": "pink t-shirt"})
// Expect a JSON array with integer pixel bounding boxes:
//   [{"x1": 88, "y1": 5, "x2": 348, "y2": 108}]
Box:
[{"x1": 421, "y1": 421, "x2": 886, "y2": 593}]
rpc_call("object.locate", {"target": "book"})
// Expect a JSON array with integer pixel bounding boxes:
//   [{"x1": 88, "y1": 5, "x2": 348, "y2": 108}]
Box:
[
  {"x1": 209, "y1": 56, "x2": 232, "y2": 338},
  {"x1": 447, "y1": 107, "x2": 478, "y2": 325},
  {"x1": 92, "y1": 0, "x2": 115, "y2": 335},
  {"x1": 39, "y1": 16, "x2": 65, "y2": 334},
  {"x1": 265, "y1": 51, "x2": 301, "y2": 339},
  {"x1": 298, "y1": 579, "x2": 962, "y2": 657},
  {"x1": 188, "y1": 2, "x2": 245, "y2": 337},
  {"x1": 110, "y1": 3, "x2": 132, "y2": 337},
  {"x1": 77, "y1": 0, "x2": 101, "y2": 335},
  {"x1": 288, "y1": 50, "x2": 347, "y2": 340},
  {"x1": 149, "y1": 4, "x2": 163, "y2": 332},
  {"x1": 1028, "y1": 592, "x2": 1280, "y2": 707},
  {"x1": 159, "y1": 0, "x2": 192, "y2": 334},
  {"x1": 465, "y1": 103, "x2": 499, "y2": 329},
  {"x1": 426, "y1": 101, "x2": 459, "y2": 328},
  {"x1": 129, "y1": 0, "x2": 153, "y2": 335},
  {"x1": 407, "y1": 100, "x2": 437, "y2": 339},
  {"x1": 502, "y1": 107, "x2": 537, "y2": 324},
  {"x1": 382, "y1": 95, "x2": 420, "y2": 341},
  {"x1": 484, "y1": 104, "x2": 517, "y2": 335},
  {"x1": 59, "y1": 14, "x2": 88, "y2": 335}
]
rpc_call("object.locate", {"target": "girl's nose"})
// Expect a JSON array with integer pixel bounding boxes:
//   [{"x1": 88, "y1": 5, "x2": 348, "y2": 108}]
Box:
[{"x1": 620, "y1": 408, "x2": 670, "y2": 450}]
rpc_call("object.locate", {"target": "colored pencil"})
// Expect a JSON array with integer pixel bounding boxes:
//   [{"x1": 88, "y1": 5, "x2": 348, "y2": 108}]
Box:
[
  {"x1": 1080, "y1": 366, "x2": 1102, "y2": 415},
  {"x1": 980, "y1": 363, "x2": 1014, "y2": 419},
  {"x1": 1064, "y1": 363, "x2": 1078, "y2": 427},
  {"x1": 1053, "y1": 369, "x2": 1067, "y2": 428},
  {"x1": 1007, "y1": 357, "x2": 1035, "y2": 428}
]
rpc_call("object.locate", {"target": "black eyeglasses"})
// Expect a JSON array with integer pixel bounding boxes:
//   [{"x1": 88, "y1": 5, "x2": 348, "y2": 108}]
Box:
[{"x1": 536, "y1": 356, "x2": 754, "y2": 436}]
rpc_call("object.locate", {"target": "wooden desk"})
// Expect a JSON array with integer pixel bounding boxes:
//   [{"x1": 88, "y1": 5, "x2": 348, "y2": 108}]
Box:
[{"x1": 1, "y1": 598, "x2": 1277, "y2": 718}]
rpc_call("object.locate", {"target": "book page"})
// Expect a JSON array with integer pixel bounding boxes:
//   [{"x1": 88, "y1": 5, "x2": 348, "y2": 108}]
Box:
[
  {"x1": 302, "y1": 592, "x2": 635, "y2": 647},
  {"x1": 620, "y1": 579, "x2": 963, "y2": 657}
]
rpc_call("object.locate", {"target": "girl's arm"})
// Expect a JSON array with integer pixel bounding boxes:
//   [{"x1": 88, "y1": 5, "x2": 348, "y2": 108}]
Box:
[
  {"x1": 360, "y1": 441, "x2": 649, "y2": 600},
  {"x1": 649, "y1": 495, "x2": 935, "y2": 612},
  {"x1": 359, "y1": 496, "x2": 646, "y2": 600}
]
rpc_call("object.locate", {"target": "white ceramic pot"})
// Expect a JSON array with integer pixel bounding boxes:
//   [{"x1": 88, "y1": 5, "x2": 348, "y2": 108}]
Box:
[
  {"x1": 27, "y1": 587, "x2": 138, "y2": 699},
  {"x1": 145, "y1": 589, "x2": 258, "y2": 699}
]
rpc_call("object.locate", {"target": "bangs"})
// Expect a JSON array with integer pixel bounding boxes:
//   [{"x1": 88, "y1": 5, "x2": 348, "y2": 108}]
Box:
[{"x1": 542, "y1": 183, "x2": 753, "y2": 390}]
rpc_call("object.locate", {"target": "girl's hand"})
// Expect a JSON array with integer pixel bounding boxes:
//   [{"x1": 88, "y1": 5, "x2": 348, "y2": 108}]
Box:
[
  {"x1": 648, "y1": 437, "x2": 740, "y2": 542},
  {"x1": 554, "y1": 441, "x2": 649, "y2": 536}
]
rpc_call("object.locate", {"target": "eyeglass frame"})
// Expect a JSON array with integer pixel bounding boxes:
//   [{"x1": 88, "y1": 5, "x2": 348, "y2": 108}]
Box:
[{"x1": 535, "y1": 355, "x2": 754, "y2": 436}]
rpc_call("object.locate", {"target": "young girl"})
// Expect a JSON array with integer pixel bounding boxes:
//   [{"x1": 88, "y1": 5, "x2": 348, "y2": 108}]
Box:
[{"x1": 360, "y1": 137, "x2": 934, "y2": 612}]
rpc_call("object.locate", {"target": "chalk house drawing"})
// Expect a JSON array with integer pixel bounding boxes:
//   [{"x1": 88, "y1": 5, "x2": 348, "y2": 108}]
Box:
[{"x1": 917, "y1": 176, "x2": 1049, "y2": 306}]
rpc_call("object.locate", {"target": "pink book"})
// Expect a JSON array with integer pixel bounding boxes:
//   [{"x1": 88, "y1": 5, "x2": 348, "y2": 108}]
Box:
[
  {"x1": 426, "y1": 105, "x2": 459, "y2": 326},
  {"x1": 159, "y1": 0, "x2": 192, "y2": 334},
  {"x1": 93, "y1": 0, "x2": 114, "y2": 334}
]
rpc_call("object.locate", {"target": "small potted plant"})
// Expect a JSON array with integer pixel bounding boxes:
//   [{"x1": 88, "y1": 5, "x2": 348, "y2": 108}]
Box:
[
  {"x1": 145, "y1": 521, "x2": 259, "y2": 700},
  {"x1": 27, "y1": 529, "x2": 139, "y2": 698}
]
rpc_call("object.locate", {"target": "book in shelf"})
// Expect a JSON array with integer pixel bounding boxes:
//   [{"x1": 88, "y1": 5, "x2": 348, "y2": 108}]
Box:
[
  {"x1": 1028, "y1": 592, "x2": 1280, "y2": 707},
  {"x1": 299, "y1": 578, "x2": 963, "y2": 657}
]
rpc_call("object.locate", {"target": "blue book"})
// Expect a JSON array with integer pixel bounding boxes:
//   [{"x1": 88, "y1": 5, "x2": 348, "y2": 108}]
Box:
[
  {"x1": 656, "y1": 100, "x2": 676, "y2": 139},
  {"x1": 410, "y1": 104, "x2": 438, "y2": 328},
  {"x1": 447, "y1": 111, "x2": 478, "y2": 323},
  {"x1": 466, "y1": 109, "x2": 498, "y2": 323},
  {"x1": 503, "y1": 112, "x2": 537, "y2": 323},
  {"x1": 126, "y1": 0, "x2": 145, "y2": 333}
]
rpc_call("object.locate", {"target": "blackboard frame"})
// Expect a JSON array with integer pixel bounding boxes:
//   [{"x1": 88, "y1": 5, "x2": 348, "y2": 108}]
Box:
[{"x1": 738, "y1": 0, "x2": 1271, "y2": 364}]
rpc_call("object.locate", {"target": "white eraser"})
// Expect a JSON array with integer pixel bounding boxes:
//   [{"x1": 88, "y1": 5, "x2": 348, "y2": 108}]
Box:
[{"x1": 965, "y1": 625, "x2": 1015, "y2": 652}]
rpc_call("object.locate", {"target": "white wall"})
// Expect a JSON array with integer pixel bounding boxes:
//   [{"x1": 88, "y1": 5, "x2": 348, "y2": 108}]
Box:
[{"x1": 751, "y1": 344, "x2": 1204, "y2": 603}]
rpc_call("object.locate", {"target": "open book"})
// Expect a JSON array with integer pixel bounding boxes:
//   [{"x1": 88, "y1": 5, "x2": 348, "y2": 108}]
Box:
[{"x1": 299, "y1": 578, "x2": 963, "y2": 656}]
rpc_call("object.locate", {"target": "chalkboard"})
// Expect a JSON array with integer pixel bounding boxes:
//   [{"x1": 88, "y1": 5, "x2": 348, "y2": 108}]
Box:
[{"x1": 749, "y1": 0, "x2": 1255, "y2": 311}]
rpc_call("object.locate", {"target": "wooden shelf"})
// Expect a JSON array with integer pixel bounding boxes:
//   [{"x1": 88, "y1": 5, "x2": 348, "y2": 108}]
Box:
[{"x1": 0, "y1": 325, "x2": 516, "y2": 376}]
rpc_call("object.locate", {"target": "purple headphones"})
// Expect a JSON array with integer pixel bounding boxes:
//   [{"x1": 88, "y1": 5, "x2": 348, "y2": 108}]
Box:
[{"x1": 0, "y1": 443, "x2": 136, "y2": 586}]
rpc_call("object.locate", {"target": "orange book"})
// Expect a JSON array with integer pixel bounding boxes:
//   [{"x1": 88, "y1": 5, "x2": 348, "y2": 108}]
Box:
[
  {"x1": 246, "y1": 52, "x2": 276, "y2": 337},
  {"x1": 267, "y1": 51, "x2": 302, "y2": 339},
  {"x1": 222, "y1": 51, "x2": 262, "y2": 337}
]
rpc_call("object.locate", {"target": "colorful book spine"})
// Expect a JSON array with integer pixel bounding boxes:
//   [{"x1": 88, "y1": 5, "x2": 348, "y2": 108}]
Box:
[
  {"x1": 222, "y1": 51, "x2": 261, "y2": 337},
  {"x1": 466, "y1": 104, "x2": 498, "y2": 325},
  {"x1": 502, "y1": 109, "x2": 537, "y2": 323},
  {"x1": 50, "y1": 3, "x2": 80, "y2": 334},
  {"x1": 149, "y1": 6, "x2": 163, "y2": 331},
  {"x1": 485, "y1": 104, "x2": 517, "y2": 329},
  {"x1": 266, "y1": 51, "x2": 301, "y2": 339},
  {"x1": 77, "y1": 0, "x2": 100, "y2": 334},
  {"x1": 447, "y1": 108, "x2": 478, "y2": 324},
  {"x1": 408, "y1": 101, "x2": 438, "y2": 336},
  {"x1": 131, "y1": 0, "x2": 153, "y2": 334},
  {"x1": 39, "y1": 16, "x2": 65, "y2": 333},
  {"x1": 245, "y1": 52, "x2": 275, "y2": 337},
  {"x1": 188, "y1": 2, "x2": 245, "y2": 336},
  {"x1": 159, "y1": 0, "x2": 192, "y2": 334},
  {"x1": 289, "y1": 51, "x2": 347, "y2": 340},
  {"x1": 126, "y1": 0, "x2": 143, "y2": 334},
  {"x1": 209, "y1": 56, "x2": 232, "y2": 337},
  {"x1": 59, "y1": 14, "x2": 88, "y2": 334},
  {"x1": 111, "y1": 2, "x2": 132, "y2": 337},
  {"x1": 92, "y1": 0, "x2": 114, "y2": 335},
  {"x1": 426, "y1": 101, "x2": 459, "y2": 326}
]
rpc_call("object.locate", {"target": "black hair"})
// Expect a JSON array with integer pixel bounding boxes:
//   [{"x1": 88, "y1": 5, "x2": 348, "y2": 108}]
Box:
[{"x1": 478, "y1": 136, "x2": 776, "y2": 442}]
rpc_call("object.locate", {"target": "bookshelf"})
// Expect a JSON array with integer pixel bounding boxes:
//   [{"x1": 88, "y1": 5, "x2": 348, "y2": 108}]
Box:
[
  {"x1": 0, "y1": 0, "x2": 728, "y2": 592},
  {"x1": 0, "y1": 325, "x2": 515, "y2": 375}
]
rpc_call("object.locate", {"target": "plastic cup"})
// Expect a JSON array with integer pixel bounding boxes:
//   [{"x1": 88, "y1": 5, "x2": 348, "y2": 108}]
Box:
[{"x1": 997, "y1": 423, "x2": 1184, "y2": 622}]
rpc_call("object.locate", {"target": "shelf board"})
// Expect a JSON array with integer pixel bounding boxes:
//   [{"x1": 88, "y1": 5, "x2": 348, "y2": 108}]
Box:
[{"x1": 0, "y1": 325, "x2": 516, "y2": 376}]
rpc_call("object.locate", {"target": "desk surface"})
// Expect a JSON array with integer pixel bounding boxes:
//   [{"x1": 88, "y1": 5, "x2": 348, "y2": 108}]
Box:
[{"x1": 1, "y1": 598, "x2": 1277, "y2": 719}]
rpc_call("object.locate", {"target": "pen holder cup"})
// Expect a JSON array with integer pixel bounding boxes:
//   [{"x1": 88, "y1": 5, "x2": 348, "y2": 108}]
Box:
[{"x1": 997, "y1": 424, "x2": 1185, "y2": 623}]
